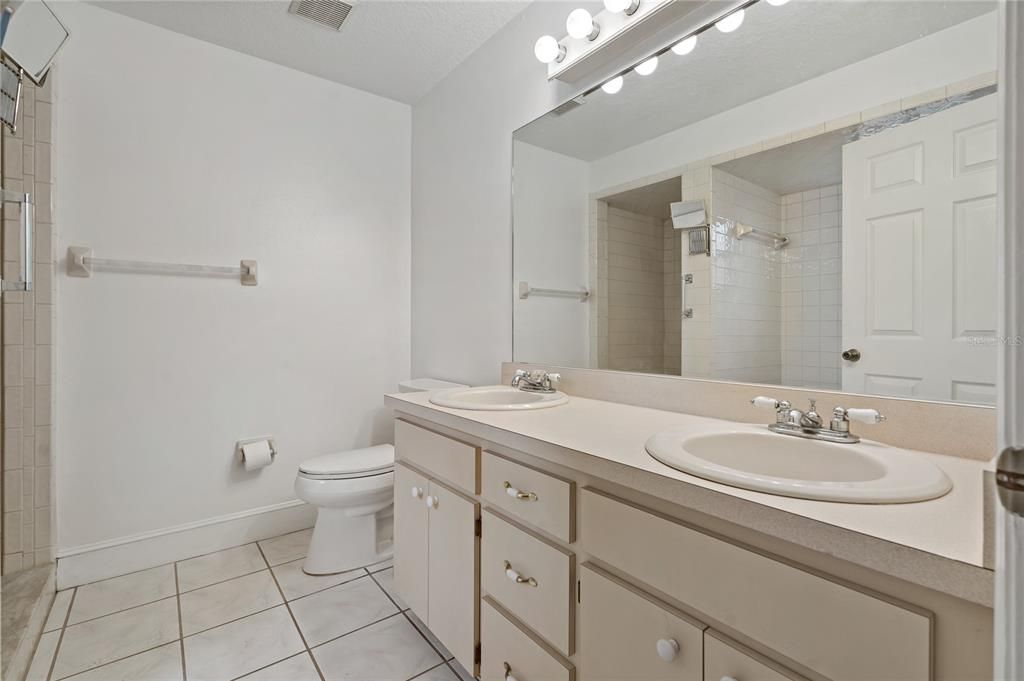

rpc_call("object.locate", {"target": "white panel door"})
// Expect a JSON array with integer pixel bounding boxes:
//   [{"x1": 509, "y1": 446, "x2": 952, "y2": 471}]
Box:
[{"x1": 842, "y1": 94, "x2": 998, "y2": 403}]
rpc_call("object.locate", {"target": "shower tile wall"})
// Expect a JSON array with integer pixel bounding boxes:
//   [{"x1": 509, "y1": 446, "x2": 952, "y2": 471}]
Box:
[
  {"x1": 780, "y1": 185, "x2": 842, "y2": 390},
  {"x1": 1, "y1": 74, "x2": 57, "y2": 573},
  {"x1": 709, "y1": 169, "x2": 782, "y2": 384},
  {"x1": 604, "y1": 207, "x2": 665, "y2": 373},
  {"x1": 679, "y1": 166, "x2": 712, "y2": 378}
]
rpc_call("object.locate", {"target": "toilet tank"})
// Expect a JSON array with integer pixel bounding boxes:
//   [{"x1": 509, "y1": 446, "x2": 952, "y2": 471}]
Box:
[{"x1": 398, "y1": 378, "x2": 468, "y2": 393}]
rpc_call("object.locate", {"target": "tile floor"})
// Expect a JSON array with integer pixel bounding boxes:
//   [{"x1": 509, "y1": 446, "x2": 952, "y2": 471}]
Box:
[{"x1": 26, "y1": 529, "x2": 473, "y2": 681}]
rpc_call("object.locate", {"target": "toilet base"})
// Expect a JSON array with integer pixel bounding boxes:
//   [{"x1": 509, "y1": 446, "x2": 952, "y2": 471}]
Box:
[{"x1": 302, "y1": 506, "x2": 394, "y2": 575}]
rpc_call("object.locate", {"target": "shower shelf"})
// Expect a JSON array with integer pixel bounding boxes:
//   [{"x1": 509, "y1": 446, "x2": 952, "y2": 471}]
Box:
[{"x1": 66, "y1": 247, "x2": 258, "y2": 286}]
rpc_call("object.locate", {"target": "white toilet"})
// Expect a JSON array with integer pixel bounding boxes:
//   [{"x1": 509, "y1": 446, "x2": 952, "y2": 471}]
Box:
[{"x1": 294, "y1": 378, "x2": 466, "y2": 575}]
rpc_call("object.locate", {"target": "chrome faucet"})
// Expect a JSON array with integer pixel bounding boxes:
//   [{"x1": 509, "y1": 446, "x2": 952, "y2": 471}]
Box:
[
  {"x1": 511, "y1": 369, "x2": 561, "y2": 394},
  {"x1": 751, "y1": 396, "x2": 886, "y2": 444}
]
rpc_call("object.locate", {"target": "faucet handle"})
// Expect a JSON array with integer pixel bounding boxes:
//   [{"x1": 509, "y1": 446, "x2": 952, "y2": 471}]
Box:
[
  {"x1": 547, "y1": 373, "x2": 561, "y2": 385},
  {"x1": 846, "y1": 408, "x2": 886, "y2": 424},
  {"x1": 751, "y1": 396, "x2": 781, "y2": 410}
]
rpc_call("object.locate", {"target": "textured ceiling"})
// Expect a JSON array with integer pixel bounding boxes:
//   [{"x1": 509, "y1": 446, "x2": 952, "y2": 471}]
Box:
[
  {"x1": 516, "y1": 0, "x2": 995, "y2": 161},
  {"x1": 92, "y1": 0, "x2": 529, "y2": 103}
]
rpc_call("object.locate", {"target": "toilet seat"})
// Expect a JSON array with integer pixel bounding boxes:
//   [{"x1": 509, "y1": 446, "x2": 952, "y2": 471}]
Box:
[{"x1": 298, "y1": 444, "x2": 394, "y2": 481}]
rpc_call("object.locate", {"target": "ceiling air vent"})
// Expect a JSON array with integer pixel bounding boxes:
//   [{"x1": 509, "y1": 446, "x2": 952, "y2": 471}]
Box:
[{"x1": 287, "y1": 0, "x2": 353, "y2": 31}]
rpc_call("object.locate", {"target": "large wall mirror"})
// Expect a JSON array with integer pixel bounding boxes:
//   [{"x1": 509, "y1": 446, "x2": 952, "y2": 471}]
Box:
[{"x1": 512, "y1": 0, "x2": 999, "y2": 406}]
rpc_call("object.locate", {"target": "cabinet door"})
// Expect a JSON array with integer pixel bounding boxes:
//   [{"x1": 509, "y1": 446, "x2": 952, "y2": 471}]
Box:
[
  {"x1": 394, "y1": 463, "x2": 430, "y2": 620},
  {"x1": 427, "y1": 480, "x2": 479, "y2": 674},
  {"x1": 579, "y1": 563, "x2": 704, "y2": 681}
]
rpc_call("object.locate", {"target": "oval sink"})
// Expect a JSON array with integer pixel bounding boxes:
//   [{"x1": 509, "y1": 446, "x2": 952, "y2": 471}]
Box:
[
  {"x1": 646, "y1": 429, "x2": 952, "y2": 503},
  {"x1": 429, "y1": 386, "x2": 568, "y2": 411}
]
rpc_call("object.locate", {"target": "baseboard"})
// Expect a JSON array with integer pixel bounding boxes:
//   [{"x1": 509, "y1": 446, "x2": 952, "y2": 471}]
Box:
[{"x1": 56, "y1": 500, "x2": 316, "y2": 589}]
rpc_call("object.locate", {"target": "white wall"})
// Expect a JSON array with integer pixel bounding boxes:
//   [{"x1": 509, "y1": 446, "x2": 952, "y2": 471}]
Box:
[
  {"x1": 589, "y1": 12, "x2": 997, "y2": 191},
  {"x1": 55, "y1": 4, "x2": 411, "y2": 551},
  {"x1": 512, "y1": 141, "x2": 590, "y2": 366},
  {"x1": 411, "y1": 3, "x2": 589, "y2": 386}
]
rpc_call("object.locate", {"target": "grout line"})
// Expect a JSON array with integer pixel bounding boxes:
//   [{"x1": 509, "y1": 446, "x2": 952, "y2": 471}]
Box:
[
  {"x1": 225, "y1": 651, "x2": 309, "y2": 681},
  {"x1": 401, "y1": 610, "x2": 452, "y2": 663},
  {"x1": 173, "y1": 562, "x2": 187, "y2": 681},
  {"x1": 256, "y1": 542, "x2": 327, "y2": 681},
  {"x1": 284, "y1": 571, "x2": 370, "y2": 606},
  {"x1": 45, "y1": 586, "x2": 77, "y2": 681},
  {"x1": 367, "y1": 569, "x2": 407, "y2": 612},
  {"x1": 177, "y1": 566, "x2": 268, "y2": 596},
  {"x1": 304, "y1": 611, "x2": 406, "y2": 653},
  {"x1": 409, "y1": 660, "x2": 450, "y2": 680},
  {"x1": 54, "y1": 641, "x2": 181, "y2": 681},
  {"x1": 59, "y1": 594, "x2": 179, "y2": 630}
]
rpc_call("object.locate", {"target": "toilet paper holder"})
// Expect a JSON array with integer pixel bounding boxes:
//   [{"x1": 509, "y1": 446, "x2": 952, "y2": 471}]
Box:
[{"x1": 236, "y1": 436, "x2": 277, "y2": 466}]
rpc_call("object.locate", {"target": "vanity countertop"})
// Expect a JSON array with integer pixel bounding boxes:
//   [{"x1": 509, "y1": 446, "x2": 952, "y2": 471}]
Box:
[{"x1": 385, "y1": 389, "x2": 994, "y2": 607}]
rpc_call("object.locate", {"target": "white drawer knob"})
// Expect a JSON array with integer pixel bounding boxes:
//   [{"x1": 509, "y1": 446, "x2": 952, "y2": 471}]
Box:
[
  {"x1": 503, "y1": 481, "x2": 538, "y2": 501},
  {"x1": 656, "y1": 638, "x2": 680, "y2": 662},
  {"x1": 721, "y1": 677, "x2": 738, "y2": 681},
  {"x1": 425, "y1": 495, "x2": 438, "y2": 509},
  {"x1": 410, "y1": 486, "x2": 423, "y2": 499}
]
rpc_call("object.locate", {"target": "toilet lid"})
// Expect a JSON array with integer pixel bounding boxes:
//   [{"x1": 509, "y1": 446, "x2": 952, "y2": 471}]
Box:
[{"x1": 299, "y1": 444, "x2": 395, "y2": 478}]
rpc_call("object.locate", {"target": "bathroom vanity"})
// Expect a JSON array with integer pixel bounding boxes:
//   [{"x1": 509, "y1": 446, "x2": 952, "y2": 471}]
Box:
[{"x1": 386, "y1": 373, "x2": 994, "y2": 681}]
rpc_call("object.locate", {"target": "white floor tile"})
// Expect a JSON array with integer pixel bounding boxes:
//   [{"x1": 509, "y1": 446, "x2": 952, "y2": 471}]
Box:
[
  {"x1": 52, "y1": 598, "x2": 180, "y2": 680},
  {"x1": 412, "y1": 663, "x2": 459, "y2": 681},
  {"x1": 272, "y1": 558, "x2": 363, "y2": 601},
  {"x1": 448, "y1": 659, "x2": 475, "y2": 681},
  {"x1": 180, "y1": 570, "x2": 283, "y2": 636},
  {"x1": 257, "y1": 529, "x2": 312, "y2": 567},
  {"x1": 25, "y1": 630, "x2": 59, "y2": 681},
  {"x1": 177, "y1": 544, "x2": 266, "y2": 592},
  {"x1": 366, "y1": 557, "x2": 393, "y2": 573},
  {"x1": 313, "y1": 614, "x2": 442, "y2": 681},
  {"x1": 371, "y1": 568, "x2": 407, "y2": 610},
  {"x1": 290, "y1": 575, "x2": 398, "y2": 647},
  {"x1": 183, "y1": 605, "x2": 304, "y2": 681},
  {"x1": 62, "y1": 642, "x2": 183, "y2": 681},
  {"x1": 44, "y1": 589, "x2": 74, "y2": 632},
  {"x1": 407, "y1": 611, "x2": 453, "y2": 660},
  {"x1": 68, "y1": 565, "x2": 176, "y2": 625},
  {"x1": 237, "y1": 652, "x2": 321, "y2": 681}
]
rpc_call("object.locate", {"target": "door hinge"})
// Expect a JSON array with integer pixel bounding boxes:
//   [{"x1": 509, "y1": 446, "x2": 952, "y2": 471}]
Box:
[
  {"x1": 474, "y1": 643, "x2": 481, "y2": 665},
  {"x1": 577, "y1": 579, "x2": 581, "y2": 604},
  {"x1": 475, "y1": 518, "x2": 482, "y2": 537},
  {"x1": 997, "y1": 446, "x2": 1024, "y2": 517}
]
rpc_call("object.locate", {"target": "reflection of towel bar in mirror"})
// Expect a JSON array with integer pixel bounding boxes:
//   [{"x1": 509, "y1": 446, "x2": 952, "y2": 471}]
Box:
[
  {"x1": 734, "y1": 222, "x2": 789, "y2": 249},
  {"x1": 518, "y1": 281, "x2": 589, "y2": 302},
  {"x1": 67, "y1": 247, "x2": 258, "y2": 286}
]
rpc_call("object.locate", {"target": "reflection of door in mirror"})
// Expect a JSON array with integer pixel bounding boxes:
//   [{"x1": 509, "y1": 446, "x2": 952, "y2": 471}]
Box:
[{"x1": 842, "y1": 94, "x2": 998, "y2": 404}]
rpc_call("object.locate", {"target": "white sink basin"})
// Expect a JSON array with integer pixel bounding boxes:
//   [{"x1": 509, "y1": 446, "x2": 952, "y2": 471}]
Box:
[
  {"x1": 429, "y1": 386, "x2": 568, "y2": 411},
  {"x1": 646, "y1": 429, "x2": 952, "y2": 503}
]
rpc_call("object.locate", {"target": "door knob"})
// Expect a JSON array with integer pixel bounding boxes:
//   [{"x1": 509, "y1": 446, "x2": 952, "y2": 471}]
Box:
[{"x1": 842, "y1": 348, "x2": 861, "y2": 362}]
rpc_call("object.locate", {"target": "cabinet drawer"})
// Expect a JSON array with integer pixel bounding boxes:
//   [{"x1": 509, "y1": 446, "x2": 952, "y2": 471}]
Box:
[
  {"x1": 580, "y1": 488, "x2": 932, "y2": 681},
  {"x1": 395, "y1": 419, "x2": 479, "y2": 494},
  {"x1": 481, "y1": 511, "x2": 574, "y2": 656},
  {"x1": 704, "y1": 631, "x2": 807, "y2": 681},
  {"x1": 579, "y1": 563, "x2": 704, "y2": 681},
  {"x1": 481, "y1": 451, "x2": 574, "y2": 542},
  {"x1": 480, "y1": 597, "x2": 574, "y2": 681}
]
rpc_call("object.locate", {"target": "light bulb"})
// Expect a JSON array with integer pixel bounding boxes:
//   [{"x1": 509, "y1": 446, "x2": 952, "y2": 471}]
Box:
[
  {"x1": 767, "y1": 0, "x2": 790, "y2": 5},
  {"x1": 604, "y1": 0, "x2": 639, "y2": 14},
  {"x1": 634, "y1": 56, "x2": 658, "y2": 76},
  {"x1": 601, "y1": 76, "x2": 623, "y2": 94},
  {"x1": 566, "y1": 8, "x2": 599, "y2": 40},
  {"x1": 534, "y1": 35, "x2": 565, "y2": 64},
  {"x1": 671, "y1": 35, "x2": 697, "y2": 56},
  {"x1": 715, "y1": 9, "x2": 745, "y2": 32}
]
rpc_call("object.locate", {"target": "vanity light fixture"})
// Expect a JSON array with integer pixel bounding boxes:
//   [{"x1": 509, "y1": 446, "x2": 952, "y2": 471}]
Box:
[
  {"x1": 601, "y1": 76, "x2": 624, "y2": 94},
  {"x1": 715, "y1": 8, "x2": 745, "y2": 33},
  {"x1": 604, "y1": 0, "x2": 640, "y2": 16},
  {"x1": 766, "y1": 0, "x2": 790, "y2": 5},
  {"x1": 534, "y1": 35, "x2": 566, "y2": 64},
  {"x1": 671, "y1": 34, "x2": 697, "y2": 56},
  {"x1": 566, "y1": 8, "x2": 600, "y2": 41},
  {"x1": 635, "y1": 56, "x2": 658, "y2": 76}
]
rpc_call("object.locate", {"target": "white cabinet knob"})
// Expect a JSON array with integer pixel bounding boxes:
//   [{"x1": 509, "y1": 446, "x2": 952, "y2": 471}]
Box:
[
  {"x1": 656, "y1": 638, "x2": 680, "y2": 662},
  {"x1": 721, "y1": 677, "x2": 738, "y2": 681},
  {"x1": 410, "y1": 486, "x2": 423, "y2": 499},
  {"x1": 425, "y1": 495, "x2": 438, "y2": 509}
]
